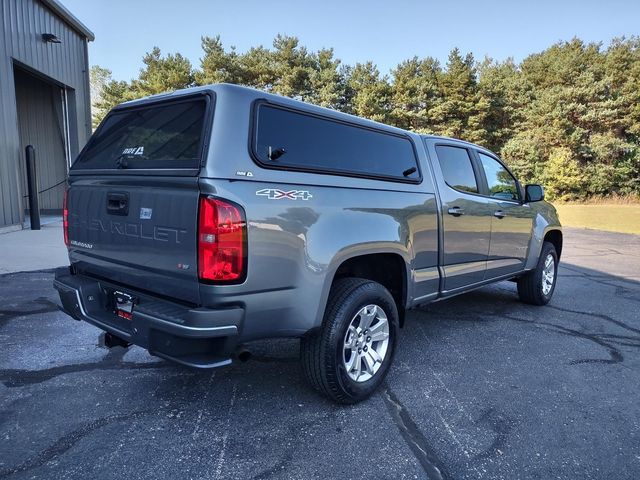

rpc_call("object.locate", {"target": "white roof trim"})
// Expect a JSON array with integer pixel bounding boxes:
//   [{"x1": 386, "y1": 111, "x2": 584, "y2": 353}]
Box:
[{"x1": 39, "y1": 0, "x2": 95, "y2": 41}]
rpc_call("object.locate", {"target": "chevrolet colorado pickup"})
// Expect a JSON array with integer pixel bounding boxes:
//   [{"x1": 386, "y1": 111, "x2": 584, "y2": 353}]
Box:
[{"x1": 54, "y1": 84, "x2": 562, "y2": 403}]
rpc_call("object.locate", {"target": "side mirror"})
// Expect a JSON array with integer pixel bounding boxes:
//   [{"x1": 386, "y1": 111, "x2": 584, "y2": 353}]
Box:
[{"x1": 525, "y1": 184, "x2": 545, "y2": 203}]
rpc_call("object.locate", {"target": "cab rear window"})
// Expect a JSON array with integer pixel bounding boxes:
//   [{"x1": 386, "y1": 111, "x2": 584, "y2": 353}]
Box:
[{"x1": 73, "y1": 97, "x2": 208, "y2": 171}]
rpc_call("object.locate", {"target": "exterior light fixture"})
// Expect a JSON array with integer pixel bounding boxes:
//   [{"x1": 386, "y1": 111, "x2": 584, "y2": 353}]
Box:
[{"x1": 42, "y1": 33, "x2": 61, "y2": 43}]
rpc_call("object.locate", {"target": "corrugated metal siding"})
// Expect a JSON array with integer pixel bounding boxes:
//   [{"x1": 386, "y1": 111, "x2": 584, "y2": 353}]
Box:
[
  {"x1": 15, "y1": 68, "x2": 67, "y2": 210},
  {"x1": 0, "y1": 0, "x2": 91, "y2": 226}
]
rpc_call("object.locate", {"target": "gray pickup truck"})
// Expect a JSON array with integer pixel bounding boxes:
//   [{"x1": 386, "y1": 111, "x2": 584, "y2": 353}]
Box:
[{"x1": 54, "y1": 83, "x2": 562, "y2": 403}]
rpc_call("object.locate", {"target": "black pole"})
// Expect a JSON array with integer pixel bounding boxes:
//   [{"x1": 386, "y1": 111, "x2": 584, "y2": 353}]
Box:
[{"x1": 25, "y1": 145, "x2": 40, "y2": 230}]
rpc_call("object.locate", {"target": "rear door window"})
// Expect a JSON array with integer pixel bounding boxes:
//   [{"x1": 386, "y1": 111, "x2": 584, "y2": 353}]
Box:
[
  {"x1": 435, "y1": 145, "x2": 478, "y2": 193},
  {"x1": 252, "y1": 104, "x2": 420, "y2": 182},
  {"x1": 73, "y1": 96, "x2": 208, "y2": 171}
]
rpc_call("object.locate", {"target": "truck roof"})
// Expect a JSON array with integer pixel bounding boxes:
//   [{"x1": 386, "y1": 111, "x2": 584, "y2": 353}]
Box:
[
  {"x1": 117, "y1": 83, "x2": 413, "y2": 138},
  {"x1": 420, "y1": 134, "x2": 497, "y2": 156},
  {"x1": 117, "y1": 83, "x2": 495, "y2": 156}
]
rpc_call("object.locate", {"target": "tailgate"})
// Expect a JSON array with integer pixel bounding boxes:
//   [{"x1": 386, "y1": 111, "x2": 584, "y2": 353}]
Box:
[
  {"x1": 66, "y1": 93, "x2": 213, "y2": 305},
  {"x1": 67, "y1": 176, "x2": 201, "y2": 304}
]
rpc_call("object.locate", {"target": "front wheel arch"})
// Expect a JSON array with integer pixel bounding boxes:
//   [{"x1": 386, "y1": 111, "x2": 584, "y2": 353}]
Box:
[
  {"x1": 518, "y1": 241, "x2": 558, "y2": 305},
  {"x1": 544, "y1": 229, "x2": 563, "y2": 260}
]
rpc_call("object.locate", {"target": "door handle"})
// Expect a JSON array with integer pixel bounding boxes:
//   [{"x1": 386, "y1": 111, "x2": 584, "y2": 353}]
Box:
[
  {"x1": 106, "y1": 192, "x2": 129, "y2": 216},
  {"x1": 494, "y1": 210, "x2": 506, "y2": 219},
  {"x1": 447, "y1": 207, "x2": 464, "y2": 217}
]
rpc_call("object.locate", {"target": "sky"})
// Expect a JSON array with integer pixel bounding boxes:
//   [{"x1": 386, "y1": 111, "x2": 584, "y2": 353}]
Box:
[{"x1": 63, "y1": 0, "x2": 640, "y2": 81}]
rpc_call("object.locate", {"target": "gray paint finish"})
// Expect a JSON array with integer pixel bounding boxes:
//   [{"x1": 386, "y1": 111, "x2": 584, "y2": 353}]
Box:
[
  {"x1": 60, "y1": 85, "x2": 561, "y2": 357},
  {"x1": 0, "y1": 0, "x2": 92, "y2": 227}
]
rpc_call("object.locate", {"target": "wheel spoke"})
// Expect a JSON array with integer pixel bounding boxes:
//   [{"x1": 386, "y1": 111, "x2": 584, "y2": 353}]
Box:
[
  {"x1": 344, "y1": 326, "x2": 357, "y2": 348},
  {"x1": 344, "y1": 352, "x2": 357, "y2": 373},
  {"x1": 362, "y1": 351, "x2": 376, "y2": 375},
  {"x1": 368, "y1": 319, "x2": 389, "y2": 342},
  {"x1": 352, "y1": 354, "x2": 362, "y2": 379},
  {"x1": 359, "y1": 305, "x2": 377, "y2": 329},
  {"x1": 541, "y1": 254, "x2": 556, "y2": 295},
  {"x1": 368, "y1": 347, "x2": 382, "y2": 363}
]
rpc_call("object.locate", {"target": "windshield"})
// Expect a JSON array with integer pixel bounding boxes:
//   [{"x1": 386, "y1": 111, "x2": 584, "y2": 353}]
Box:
[{"x1": 73, "y1": 96, "x2": 208, "y2": 170}]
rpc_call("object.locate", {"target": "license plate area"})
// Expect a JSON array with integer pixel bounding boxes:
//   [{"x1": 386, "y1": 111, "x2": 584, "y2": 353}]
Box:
[{"x1": 113, "y1": 290, "x2": 136, "y2": 320}]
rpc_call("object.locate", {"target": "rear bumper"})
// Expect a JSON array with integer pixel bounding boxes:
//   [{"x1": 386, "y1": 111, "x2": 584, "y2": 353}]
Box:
[{"x1": 53, "y1": 267, "x2": 243, "y2": 368}]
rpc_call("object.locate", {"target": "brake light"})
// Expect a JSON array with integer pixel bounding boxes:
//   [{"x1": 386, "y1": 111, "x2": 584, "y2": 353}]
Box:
[
  {"x1": 198, "y1": 197, "x2": 246, "y2": 282},
  {"x1": 63, "y1": 189, "x2": 69, "y2": 247}
]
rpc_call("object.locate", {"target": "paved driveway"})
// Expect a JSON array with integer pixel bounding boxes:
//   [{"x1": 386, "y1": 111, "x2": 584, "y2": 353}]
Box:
[{"x1": 1, "y1": 228, "x2": 639, "y2": 479}]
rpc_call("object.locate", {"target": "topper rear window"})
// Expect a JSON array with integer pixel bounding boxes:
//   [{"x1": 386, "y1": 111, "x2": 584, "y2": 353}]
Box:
[{"x1": 72, "y1": 96, "x2": 208, "y2": 171}]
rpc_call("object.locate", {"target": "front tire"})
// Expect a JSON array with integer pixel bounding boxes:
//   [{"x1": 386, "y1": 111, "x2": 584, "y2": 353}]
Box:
[
  {"x1": 517, "y1": 242, "x2": 558, "y2": 305},
  {"x1": 300, "y1": 278, "x2": 399, "y2": 404}
]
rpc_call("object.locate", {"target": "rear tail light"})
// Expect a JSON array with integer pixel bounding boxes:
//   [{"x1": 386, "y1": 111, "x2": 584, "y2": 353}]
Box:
[
  {"x1": 63, "y1": 189, "x2": 69, "y2": 247},
  {"x1": 198, "y1": 196, "x2": 246, "y2": 282}
]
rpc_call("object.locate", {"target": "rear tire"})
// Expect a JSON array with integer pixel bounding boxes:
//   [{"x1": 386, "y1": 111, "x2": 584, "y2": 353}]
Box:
[
  {"x1": 300, "y1": 278, "x2": 399, "y2": 404},
  {"x1": 517, "y1": 242, "x2": 558, "y2": 305}
]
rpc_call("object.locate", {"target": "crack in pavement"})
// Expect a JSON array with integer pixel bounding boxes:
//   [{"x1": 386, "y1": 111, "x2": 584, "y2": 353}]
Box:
[
  {"x1": 0, "y1": 347, "x2": 171, "y2": 387},
  {"x1": 0, "y1": 410, "x2": 153, "y2": 478},
  {"x1": 248, "y1": 416, "x2": 328, "y2": 480},
  {"x1": 248, "y1": 400, "x2": 346, "y2": 480},
  {"x1": 0, "y1": 297, "x2": 60, "y2": 326},
  {"x1": 546, "y1": 304, "x2": 640, "y2": 335},
  {"x1": 559, "y1": 265, "x2": 640, "y2": 303},
  {"x1": 472, "y1": 407, "x2": 515, "y2": 461},
  {"x1": 424, "y1": 297, "x2": 638, "y2": 366},
  {"x1": 477, "y1": 309, "x2": 635, "y2": 365},
  {"x1": 1, "y1": 368, "x2": 226, "y2": 477},
  {"x1": 382, "y1": 384, "x2": 452, "y2": 480}
]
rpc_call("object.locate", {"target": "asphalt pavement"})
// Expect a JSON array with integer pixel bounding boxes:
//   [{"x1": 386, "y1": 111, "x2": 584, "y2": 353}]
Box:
[{"x1": 1, "y1": 227, "x2": 639, "y2": 479}]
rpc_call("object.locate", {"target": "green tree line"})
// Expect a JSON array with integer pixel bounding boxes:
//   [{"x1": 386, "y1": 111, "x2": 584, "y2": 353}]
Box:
[{"x1": 91, "y1": 35, "x2": 640, "y2": 200}]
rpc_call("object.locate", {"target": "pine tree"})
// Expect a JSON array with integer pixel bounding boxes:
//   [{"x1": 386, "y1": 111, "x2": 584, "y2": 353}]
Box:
[
  {"x1": 308, "y1": 48, "x2": 345, "y2": 109},
  {"x1": 477, "y1": 58, "x2": 520, "y2": 152},
  {"x1": 271, "y1": 35, "x2": 314, "y2": 99},
  {"x1": 132, "y1": 47, "x2": 194, "y2": 97},
  {"x1": 431, "y1": 48, "x2": 488, "y2": 145},
  {"x1": 197, "y1": 36, "x2": 243, "y2": 85},
  {"x1": 92, "y1": 79, "x2": 136, "y2": 127},
  {"x1": 345, "y1": 62, "x2": 391, "y2": 123},
  {"x1": 390, "y1": 57, "x2": 441, "y2": 131},
  {"x1": 89, "y1": 66, "x2": 113, "y2": 129}
]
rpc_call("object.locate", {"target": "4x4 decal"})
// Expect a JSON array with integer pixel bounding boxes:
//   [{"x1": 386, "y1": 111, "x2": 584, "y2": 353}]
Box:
[{"x1": 256, "y1": 188, "x2": 313, "y2": 200}]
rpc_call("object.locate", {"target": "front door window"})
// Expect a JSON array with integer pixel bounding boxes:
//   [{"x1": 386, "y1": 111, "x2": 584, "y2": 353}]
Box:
[{"x1": 478, "y1": 153, "x2": 519, "y2": 201}]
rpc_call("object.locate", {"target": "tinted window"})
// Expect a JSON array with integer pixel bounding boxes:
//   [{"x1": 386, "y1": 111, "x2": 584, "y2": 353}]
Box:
[
  {"x1": 253, "y1": 105, "x2": 420, "y2": 181},
  {"x1": 435, "y1": 146, "x2": 478, "y2": 193},
  {"x1": 478, "y1": 153, "x2": 519, "y2": 201},
  {"x1": 73, "y1": 98, "x2": 207, "y2": 170}
]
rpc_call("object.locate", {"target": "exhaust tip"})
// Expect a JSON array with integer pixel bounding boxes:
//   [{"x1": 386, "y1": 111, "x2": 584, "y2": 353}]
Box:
[{"x1": 235, "y1": 347, "x2": 252, "y2": 362}]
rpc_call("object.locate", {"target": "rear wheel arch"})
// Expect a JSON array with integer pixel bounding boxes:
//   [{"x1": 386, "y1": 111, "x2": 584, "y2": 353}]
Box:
[
  {"x1": 300, "y1": 277, "x2": 400, "y2": 403},
  {"x1": 330, "y1": 253, "x2": 408, "y2": 327}
]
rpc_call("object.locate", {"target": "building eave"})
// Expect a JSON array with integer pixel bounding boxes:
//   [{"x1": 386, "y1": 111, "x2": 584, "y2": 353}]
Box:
[{"x1": 39, "y1": 0, "x2": 95, "y2": 41}]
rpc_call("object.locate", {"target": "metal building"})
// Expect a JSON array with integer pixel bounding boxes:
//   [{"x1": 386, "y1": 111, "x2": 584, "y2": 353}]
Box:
[{"x1": 0, "y1": 0, "x2": 93, "y2": 231}]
